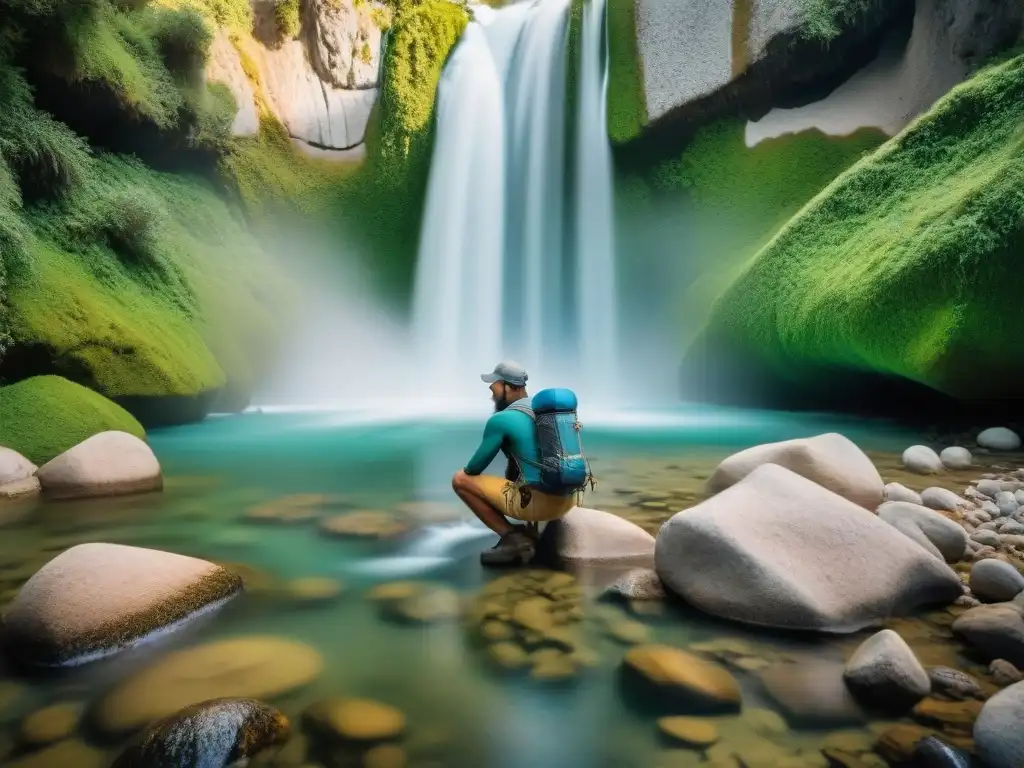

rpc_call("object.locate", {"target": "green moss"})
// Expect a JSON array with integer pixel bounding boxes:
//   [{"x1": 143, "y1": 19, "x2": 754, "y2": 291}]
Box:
[
  {"x1": 377, "y1": 0, "x2": 468, "y2": 175},
  {"x1": 274, "y1": 0, "x2": 301, "y2": 39},
  {"x1": 606, "y1": 0, "x2": 646, "y2": 144},
  {"x1": 693, "y1": 53, "x2": 1024, "y2": 401},
  {"x1": 797, "y1": 0, "x2": 884, "y2": 42},
  {"x1": 617, "y1": 119, "x2": 885, "y2": 343},
  {"x1": 8, "y1": 153, "x2": 284, "y2": 401},
  {"x1": 158, "y1": 0, "x2": 252, "y2": 31},
  {"x1": 0, "y1": 375, "x2": 146, "y2": 466}
]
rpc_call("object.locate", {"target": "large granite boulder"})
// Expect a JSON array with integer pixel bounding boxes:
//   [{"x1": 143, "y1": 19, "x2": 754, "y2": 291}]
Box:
[
  {"x1": 876, "y1": 501, "x2": 969, "y2": 563},
  {"x1": 539, "y1": 506, "x2": 655, "y2": 567},
  {"x1": 36, "y1": 431, "x2": 162, "y2": 500},
  {"x1": 632, "y1": 0, "x2": 907, "y2": 139},
  {"x1": 0, "y1": 447, "x2": 39, "y2": 499},
  {"x1": 1, "y1": 544, "x2": 242, "y2": 666},
  {"x1": 705, "y1": 432, "x2": 883, "y2": 508},
  {"x1": 974, "y1": 681, "x2": 1024, "y2": 768},
  {"x1": 112, "y1": 698, "x2": 291, "y2": 768},
  {"x1": 655, "y1": 464, "x2": 962, "y2": 632}
]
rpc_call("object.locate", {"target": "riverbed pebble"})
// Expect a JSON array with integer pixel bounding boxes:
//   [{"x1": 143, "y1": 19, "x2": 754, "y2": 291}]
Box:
[
  {"x1": 621, "y1": 645, "x2": 741, "y2": 714},
  {"x1": 970, "y1": 560, "x2": 1024, "y2": 603},
  {"x1": 902, "y1": 445, "x2": 944, "y2": 474},
  {"x1": 303, "y1": 696, "x2": 406, "y2": 742},
  {"x1": 842, "y1": 629, "x2": 930, "y2": 709},
  {"x1": 927, "y1": 667, "x2": 985, "y2": 701},
  {"x1": 952, "y1": 604, "x2": 1024, "y2": 667},
  {"x1": 884, "y1": 482, "x2": 921, "y2": 504},
  {"x1": 877, "y1": 501, "x2": 968, "y2": 563},
  {"x1": 977, "y1": 479, "x2": 1004, "y2": 498},
  {"x1": 990, "y1": 659, "x2": 1022, "y2": 687},
  {"x1": 940, "y1": 446, "x2": 973, "y2": 470},
  {"x1": 921, "y1": 487, "x2": 966, "y2": 512},
  {"x1": 971, "y1": 530, "x2": 1002, "y2": 548}
]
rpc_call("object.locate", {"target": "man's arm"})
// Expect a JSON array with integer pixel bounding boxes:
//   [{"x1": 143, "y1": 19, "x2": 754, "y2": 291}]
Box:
[{"x1": 464, "y1": 416, "x2": 505, "y2": 476}]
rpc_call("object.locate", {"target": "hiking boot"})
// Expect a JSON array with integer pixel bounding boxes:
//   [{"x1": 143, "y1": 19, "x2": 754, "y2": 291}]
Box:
[{"x1": 480, "y1": 527, "x2": 536, "y2": 567}]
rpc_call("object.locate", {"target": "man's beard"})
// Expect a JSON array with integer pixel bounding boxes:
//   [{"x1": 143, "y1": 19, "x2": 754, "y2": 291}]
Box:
[{"x1": 493, "y1": 387, "x2": 511, "y2": 412}]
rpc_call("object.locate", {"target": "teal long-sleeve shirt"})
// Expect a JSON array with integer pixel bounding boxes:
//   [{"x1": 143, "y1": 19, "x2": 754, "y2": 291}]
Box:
[{"x1": 464, "y1": 405, "x2": 542, "y2": 485}]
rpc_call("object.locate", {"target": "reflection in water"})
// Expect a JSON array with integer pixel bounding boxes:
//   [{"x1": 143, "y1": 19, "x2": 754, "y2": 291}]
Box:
[{"x1": 0, "y1": 410, "x2": 960, "y2": 767}]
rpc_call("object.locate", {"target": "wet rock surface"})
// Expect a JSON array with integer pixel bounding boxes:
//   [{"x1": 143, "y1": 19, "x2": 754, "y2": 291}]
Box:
[{"x1": 112, "y1": 698, "x2": 291, "y2": 768}]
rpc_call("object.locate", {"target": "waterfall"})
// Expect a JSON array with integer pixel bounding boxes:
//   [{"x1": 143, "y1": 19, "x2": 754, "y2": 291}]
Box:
[
  {"x1": 411, "y1": 0, "x2": 618, "y2": 402},
  {"x1": 575, "y1": 0, "x2": 619, "y2": 401}
]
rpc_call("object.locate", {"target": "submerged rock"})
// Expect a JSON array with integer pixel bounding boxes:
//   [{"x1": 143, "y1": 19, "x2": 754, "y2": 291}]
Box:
[
  {"x1": 759, "y1": 659, "x2": 867, "y2": 727},
  {"x1": 877, "y1": 501, "x2": 968, "y2": 563},
  {"x1": 602, "y1": 568, "x2": 666, "y2": 601},
  {"x1": 1, "y1": 543, "x2": 241, "y2": 667},
  {"x1": 911, "y1": 736, "x2": 972, "y2": 768},
  {"x1": 112, "y1": 698, "x2": 290, "y2": 767},
  {"x1": 990, "y1": 659, "x2": 1022, "y2": 687},
  {"x1": 655, "y1": 465, "x2": 962, "y2": 632},
  {"x1": 303, "y1": 696, "x2": 405, "y2": 742},
  {"x1": 927, "y1": 667, "x2": 985, "y2": 701},
  {"x1": 36, "y1": 431, "x2": 162, "y2": 500},
  {"x1": 843, "y1": 629, "x2": 930, "y2": 710},
  {"x1": 17, "y1": 702, "x2": 81, "y2": 748},
  {"x1": 705, "y1": 432, "x2": 883, "y2": 508},
  {"x1": 620, "y1": 645, "x2": 741, "y2": 714},
  {"x1": 95, "y1": 636, "x2": 323, "y2": 734},
  {"x1": 974, "y1": 680, "x2": 1024, "y2": 767}
]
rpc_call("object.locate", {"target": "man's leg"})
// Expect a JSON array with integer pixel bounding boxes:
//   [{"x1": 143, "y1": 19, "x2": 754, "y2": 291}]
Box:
[{"x1": 452, "y1": 470, "x2": 514, "y2": 536}]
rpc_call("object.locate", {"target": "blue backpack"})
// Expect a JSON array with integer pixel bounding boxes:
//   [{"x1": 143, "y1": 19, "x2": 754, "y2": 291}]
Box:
[{"x1": 507, "y1": 388, "x2": 593, "y2": 497}]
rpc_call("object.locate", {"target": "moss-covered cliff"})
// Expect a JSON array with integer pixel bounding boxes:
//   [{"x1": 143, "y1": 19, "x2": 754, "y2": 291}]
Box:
[{"x1": 682, "y1": 51, "x2": 1024, "y2": 411}]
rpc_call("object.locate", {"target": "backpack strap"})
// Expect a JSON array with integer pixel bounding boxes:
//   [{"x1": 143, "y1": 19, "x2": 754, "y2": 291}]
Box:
[{"x1": 505, "y1": 401, "x2": 535, "y2": 420}]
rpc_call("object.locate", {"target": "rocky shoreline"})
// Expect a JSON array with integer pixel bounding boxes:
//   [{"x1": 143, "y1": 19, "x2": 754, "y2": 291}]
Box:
[{"x1": 0, "y1": 427, "x2": 1023, "y2": 766}]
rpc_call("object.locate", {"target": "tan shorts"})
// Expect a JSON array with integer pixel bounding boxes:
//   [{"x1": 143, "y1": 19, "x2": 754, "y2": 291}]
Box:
[{"x1": 467, "y1": 475, "x2": 576, "y2": 523}]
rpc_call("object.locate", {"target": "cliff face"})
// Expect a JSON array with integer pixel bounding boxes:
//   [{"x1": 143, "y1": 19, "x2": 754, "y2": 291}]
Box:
[
  {"x1": 207, "y1": 0, "x2": 386, "y2": 152},
  {"x1": 615, "y1": 0, "x2": 912, "y2": 148}
]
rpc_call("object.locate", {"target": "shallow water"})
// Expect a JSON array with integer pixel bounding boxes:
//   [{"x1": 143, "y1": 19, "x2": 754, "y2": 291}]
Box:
[{"x1": 0, "y1": 405, "x2": 988, "y2": 766}]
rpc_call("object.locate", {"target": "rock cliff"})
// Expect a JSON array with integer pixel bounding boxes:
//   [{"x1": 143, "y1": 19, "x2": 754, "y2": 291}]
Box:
[{"x1": 207, "y1": 0, "x2": 385, "y2": 151}]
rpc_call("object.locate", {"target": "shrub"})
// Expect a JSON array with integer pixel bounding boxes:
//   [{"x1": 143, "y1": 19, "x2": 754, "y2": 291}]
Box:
[
  {"x1": 152, "y1": 6, "x2": 212, "y2": 78},
  {"x1": 274, "y1": 0, "x2": 301, "y2": 39}
]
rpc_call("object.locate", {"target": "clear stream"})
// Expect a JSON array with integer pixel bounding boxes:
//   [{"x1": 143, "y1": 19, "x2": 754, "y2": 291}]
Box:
[{"x1": 0, "y1": 406, "x2": 973, "y2": 767}]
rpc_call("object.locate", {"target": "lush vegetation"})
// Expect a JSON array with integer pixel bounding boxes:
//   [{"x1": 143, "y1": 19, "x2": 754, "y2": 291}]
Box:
[
  {"x1": 617, "y1": 119, "x2": 885, "y2": 344},
  {"x1": 606, "y1": 0, "x2": 646, "y2": 144},
  {"x1": 274, "y1": 0, "x2": 302, "y2": 39},
  {"x1": 0, "y1": 375, "x2": 146, "y2": 465},
  {"x1": 688, "y1": 52, "x2": 1024, "y2": 401},
  {"x1": 797, "y1": 0, "x2": 891, "y2": 42},
  {"x1": 0, "y1": 0, "x2": 284, "y2": 423}
]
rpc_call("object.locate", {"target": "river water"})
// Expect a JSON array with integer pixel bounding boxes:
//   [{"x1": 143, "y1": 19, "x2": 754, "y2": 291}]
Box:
[{"x1": 0, "y1": 406, "x2": 983, "y2": 767}]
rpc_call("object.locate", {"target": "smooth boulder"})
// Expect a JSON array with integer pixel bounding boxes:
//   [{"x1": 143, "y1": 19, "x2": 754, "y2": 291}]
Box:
[
  {"x1": 112, "y1": 698, "x2": 290, "y2": 767},
  {"x1": 705, "y1": 432, "x2": 883, "y2": 508},
  {"x1": 885, "y1": 483, "x2": 922, "y2": 505},
  {"x1": 1, "y1": 543, "x2": 242, "y2": 667},
  {"x1": 843, "y1": 629, "x2": 930, "y2": 709},
  {"x1": 540, "y1": 506, "x2": 655, "y2": 567},
  {"x1": 0, "y1": 447, "x2": 39, "y2": 499},
  {"x1": 970, "y1": 560, "x2": 1024, "y2": 603},
  {"x1": 36, "y1": 431, "x2": 162, "y2": 500},
  {"x1": 940, "y1": 447, "x2": 973, "y2": 470},
  {"x1": 902, "y1": 445, "x2": 944, "y2": 474},
  {"x1": 877, "y1": 502, "x2": 968, "y2": 563},
  {"x1": 656, "y1": 465, "x2": 962, "y2": 632},
  {"x1": 952, "y1": 603, "x2": 1024, "y2": 667},
  {"x1": 977, "y1": 428, "x2": 1021, "y2": 452},
  {"x1": 920, "y1": 487, "x2": 966, "y2": 512},
  {"x1": 974, "y1": 681, "x2": 1024, "y2": 767}
]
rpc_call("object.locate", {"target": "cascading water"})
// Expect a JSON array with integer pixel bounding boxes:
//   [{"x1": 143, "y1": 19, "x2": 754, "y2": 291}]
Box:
[{"x1": 411, "y1": 0, "x2": 619, "y2": 403}]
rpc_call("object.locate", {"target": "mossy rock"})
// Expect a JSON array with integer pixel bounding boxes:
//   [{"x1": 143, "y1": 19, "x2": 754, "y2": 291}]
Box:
[
  {"x1": 0, "y1": 376, "x2": 146, "y2": 466},
  {"x1": 684, "y1": 52, "x2": 1024, "y2": 410}
]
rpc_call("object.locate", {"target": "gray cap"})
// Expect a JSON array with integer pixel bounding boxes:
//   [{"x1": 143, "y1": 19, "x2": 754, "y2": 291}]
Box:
[{"x1": 481, "y1": 360, "x2": 528, "y2": 387}]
